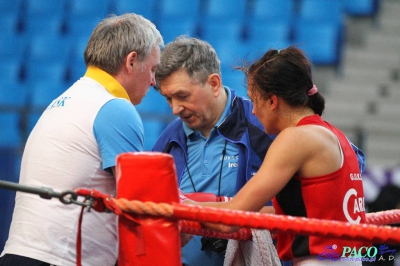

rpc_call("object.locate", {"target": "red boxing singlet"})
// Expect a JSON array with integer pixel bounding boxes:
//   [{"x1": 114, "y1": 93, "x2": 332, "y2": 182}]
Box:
[{"x1": 272, "y1": 115, "x2": 368, "y2": 261}]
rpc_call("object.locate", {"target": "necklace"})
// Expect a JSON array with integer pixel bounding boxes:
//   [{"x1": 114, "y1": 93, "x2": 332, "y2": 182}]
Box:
[{"x1": 185, "y1": 140, "x2": 228, "y2": 197}]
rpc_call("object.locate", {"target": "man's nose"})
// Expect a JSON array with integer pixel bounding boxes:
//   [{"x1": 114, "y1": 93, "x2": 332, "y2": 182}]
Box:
[
  {"x1": 171, "y1": 101, "x2": 183, "y2": 115},
  {"x1": 150, "y1": 74, "x2": 156, "y2": 87}
]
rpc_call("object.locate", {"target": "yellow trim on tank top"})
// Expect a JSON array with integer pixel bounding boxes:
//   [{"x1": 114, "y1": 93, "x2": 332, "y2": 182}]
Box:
[{"x1": 84, "y1": 66, "x2": 130, "y2": 101}]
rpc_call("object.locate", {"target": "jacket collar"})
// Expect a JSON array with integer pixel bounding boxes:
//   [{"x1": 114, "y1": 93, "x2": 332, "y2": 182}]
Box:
[{"x1": 217, "y1": 89, "x2": 247, "y2": 141}]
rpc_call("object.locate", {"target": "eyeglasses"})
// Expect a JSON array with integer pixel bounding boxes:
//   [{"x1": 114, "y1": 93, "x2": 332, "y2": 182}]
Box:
[{"x1": 200, "y1": 237, "x2": 228, "y2": 253}]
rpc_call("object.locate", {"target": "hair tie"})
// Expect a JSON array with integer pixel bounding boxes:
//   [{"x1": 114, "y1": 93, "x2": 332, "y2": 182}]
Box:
[{"x1": 307, "y1": 85, "x2": 318, "y2": 96}]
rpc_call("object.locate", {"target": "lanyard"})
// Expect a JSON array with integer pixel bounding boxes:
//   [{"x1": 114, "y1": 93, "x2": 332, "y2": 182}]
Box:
[{"x1": 185, "y1": 140, "x2": 227, "y2": 197}]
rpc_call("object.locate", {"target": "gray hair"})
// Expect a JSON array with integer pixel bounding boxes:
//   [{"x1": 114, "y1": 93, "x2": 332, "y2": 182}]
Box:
[
  {"x1": 84, "y1": 13, "x2": 163, "y2": 74},
  {"x1": 155, "y1": 36, "x2": 221, "y2": 89}
]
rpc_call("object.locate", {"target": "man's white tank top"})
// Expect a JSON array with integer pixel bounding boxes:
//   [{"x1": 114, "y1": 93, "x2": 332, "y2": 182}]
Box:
[{"x1": 2, "y1": 77, "x2": 121, "y2": 265}]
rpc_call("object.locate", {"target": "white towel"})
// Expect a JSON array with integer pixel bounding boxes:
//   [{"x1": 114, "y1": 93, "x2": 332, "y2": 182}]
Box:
[{"x1": 224, "y1": 230, "x2": 281, "y2": 266}]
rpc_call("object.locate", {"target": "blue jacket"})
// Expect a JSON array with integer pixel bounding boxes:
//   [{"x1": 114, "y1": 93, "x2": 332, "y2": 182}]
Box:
[{"x1": 152, "y1": 88, "x2": 274, "y2": 193}]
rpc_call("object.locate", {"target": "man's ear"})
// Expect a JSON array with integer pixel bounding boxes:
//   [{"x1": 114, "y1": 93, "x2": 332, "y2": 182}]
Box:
[
  {"x1": 125, "y1": 51, "x2": 138, "y2": 73},
  {"x1": 208, "y1": 73, "x2": 222, "y2": 96}
]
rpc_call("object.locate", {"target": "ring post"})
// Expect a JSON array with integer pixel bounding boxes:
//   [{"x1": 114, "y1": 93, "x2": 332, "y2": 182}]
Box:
[{"x1": 116, "y1": 152, "x2": 181, "y2": 265}]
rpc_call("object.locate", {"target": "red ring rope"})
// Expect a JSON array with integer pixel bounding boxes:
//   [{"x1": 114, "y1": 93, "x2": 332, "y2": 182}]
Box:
[
  {"x1": 75, "y1": 189, "x2": 400, "y2": 244},
  {"x1": 112, "y1": 198, "x2": 400, "y2": 245}
]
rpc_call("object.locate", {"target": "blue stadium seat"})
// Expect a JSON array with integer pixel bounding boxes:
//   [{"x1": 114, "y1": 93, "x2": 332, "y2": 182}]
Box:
[
  {"x1": 293, "y1": 20, "x2": 343, "y2": 66},
  {"x1": 0, "y1": 113, "x2": 22, "y2": 148},
  {"x1": 203, "y1": 0, "x2": 248, "y2": 23},
  {"x1": 113, "y1": 0, "x2": 156, "y2": 20},
  {"x1": 65, "y1": 17, "x2": 100, "y2": 41},
  {"x1": 23, "y1": 16, "x2": 64, "y2": 37},
  {"x1": 25, "y1": 0, "x2": 67, "y2": 18},
  {"x1": 69, "y1": 36, "x2": 88, "y2": 63},
  {"x1": 211, "y1": 40, "x2": 248, "y2": 69},
  {"x1": 247, "y1": 39, "x2": 292, "y2": 60},
  {"x1": 68, "y1": 0, "x2": 110, "y2": 20},
  {"x1": 142, "y1": 119, "x2": 168, "y2": 151},
  {"x1": 27, "y1": 113, "x2": 41, "y2": 135},
  {"x1": 67, "y1": 35, "x2": 88, "y2": 83},
  {"x1": 0, "y1": 33, "x2": 27, "y2": 62},
  {"x1": 250, "y1": 0, "x2": 295, "y2": 22},
  {"x1": 221, "y1": 68, "x2": 248, "y2": 99},
  {"x1": 157, "y1": 18, "x2": 199, "y2": 44},
  {"x1": 0, "y1": 14, "x2": 20, "y2": 34},
  {"x1": 68, "y1": 60, "x2": 87, "y2": 83},
  {"x1": 27, "y1": 35, "x2": 72, "y2": 65},
  {"x1": 0, "y1": 147, "x2": 19, "y2": 252},
  {"x1": 135, "y1": 88, "x2": 170, "y2": 115},
  {"x1": 295, "y1": 0, "x2": 346, "y2": 67},
  {"x1": 297, "y1": 0, "x2": 345, "y2": 26},
  {"x1": 246, "y1": 20, "x2": 292, "y2": 48},
  {"x1": 23, "y1": 0, "x2": 66, "y2": 36},
  {"x1": 0, "y1": 60, "x2": 22, "y2": 83},
  {"x1": 0, "y1": 81, "x2": 27, "y2": 148},
  {"x1": 24, "y1": 62, "x2": 69, "y2": 84},
  {"x1": 214, "y1": 38, "x2": 279, "y2": 71},
  {"x1": 345, "y1": 0, "x2": 380, "y2": 17},
  {"x1": 200, "y1": 20, "x2": 245, "y2": 48},
  {"x1": 0, "y1": 0, "x2": 24, "y2": 15},
  {"x1": 135, "y1": 88, "x2": 172, "y2": 151},
  {"x1": 28, "y1": 81, "x2": 68, "y2": 113},
  {"x1": 0, "y1": 81, "x2": 27, "y2": 108},
  {"x1": 156, "y1": 0, "x2": 201, "y2": 20}
]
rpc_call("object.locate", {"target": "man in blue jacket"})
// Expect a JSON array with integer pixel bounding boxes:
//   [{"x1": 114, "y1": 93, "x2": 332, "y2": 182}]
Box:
[
  {"x1": 152, "y1": 36, "x2": 365, "y2": 266},
  {"x1": 152, "y1": 36, "x2": 273, "y2": 266}
]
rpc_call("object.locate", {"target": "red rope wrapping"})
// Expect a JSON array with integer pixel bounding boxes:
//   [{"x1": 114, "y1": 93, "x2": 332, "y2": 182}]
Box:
[
  {"x1": 172, "y1": 203, "x2": 400, "y2": 245},
  {"x1": 366, "y1": 209, "x2": 400, "y2": 225},
  {"x1": 177, "y1": 209, "x2": 400, "y2": 241}
]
